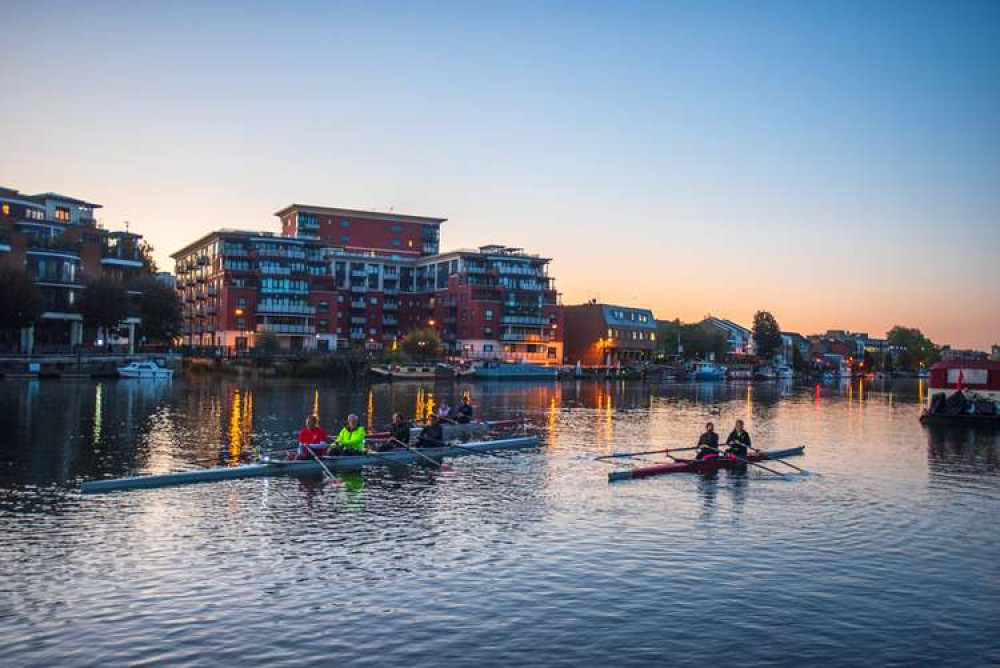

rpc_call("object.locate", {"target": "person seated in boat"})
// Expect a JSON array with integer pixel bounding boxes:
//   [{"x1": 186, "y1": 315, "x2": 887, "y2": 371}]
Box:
[
  {"x1": 386, "y1": 412, "x2": 411, "y2": 450},
  {"x1": 296, "y1": 414, "x2": 329, "y2": 460},
  {"x1": 724, "y1": 420, "x2": 753, "y2": 459},
  {"x1": 695, "y1": 421, "x2": 720, "y2": 460},
  {"x1": 454, "y1": 398, "x2": 473, "y2": 424},
  {"x1": 331, "y1": 414, "x2": 367, "y2": 456},
  {"x1": 417, "y1": 413, "x2": 445, "y2": 448},
  {"x1": 437, "y1": 402, "x2": 453, "y2": 422}
]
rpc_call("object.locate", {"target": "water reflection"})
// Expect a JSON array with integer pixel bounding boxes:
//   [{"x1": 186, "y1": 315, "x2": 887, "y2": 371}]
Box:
[{"x1": 925, "y1": 425, "x2": 1000, "y2": 476}]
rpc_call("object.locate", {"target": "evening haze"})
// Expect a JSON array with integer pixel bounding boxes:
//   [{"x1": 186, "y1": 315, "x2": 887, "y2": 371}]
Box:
[{"x1": 1, "y1": 1, "x2": 997, "y2": 348}]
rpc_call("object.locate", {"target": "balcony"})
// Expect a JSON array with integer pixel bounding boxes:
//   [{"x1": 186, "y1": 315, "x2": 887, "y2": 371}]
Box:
[
  {"x1": 350, "y1": 316, "x2": 367, "y2": 325},
  {"x1": 382, "y1": 302, "x2": 398, "y2": 311},
  {"x1": 256, "y1": 323, "x2": 315, "y2": 335},
  {"x1": 500, "y1": 332, "x2": 551, "y2": 342},
  {"x1": 383, "y1": 316, "x2": 398, "y2": 325},
  {"x1": 27, "y1": 236, "x2": 82, "y2": 255},
  {"x1": 501, "y1": 315, "x2": 550, "y2": 326},
  {"x1": 383, "y1": 287, "x2": 399, "y2": 295},
  {"x1": 349, "y1": 330, "x2": 365, "y2": 340},
  {"x1": 350, "y1": 300, "x2": 366, "y2": 309},
  {"x1": 350, "y1": 269, "x2": 367, "y2": 278},
  {"x1": 257, "y1": 301, "x2": 316, "y2": 315}
]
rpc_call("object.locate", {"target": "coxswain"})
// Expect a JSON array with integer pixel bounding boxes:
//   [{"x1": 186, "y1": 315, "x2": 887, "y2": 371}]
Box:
[
  {"x1": 296, "y1": 414, "x2": 329, "y2": 460},
  {"x1": 332, "y1": 413, "x2": 367, "y2": 455},
  {"x1": 455, "y1": 397, "x2": 474, "y2": 424},
  {"x1": 418, "y1": 413, "x2": 445, "y2": 448},
  {"x1": 695, "y1": 421, "x2": 720, "y2": 460},
  {"x1": 725, "y1": 419, "x2": 753, "y2": 459}
]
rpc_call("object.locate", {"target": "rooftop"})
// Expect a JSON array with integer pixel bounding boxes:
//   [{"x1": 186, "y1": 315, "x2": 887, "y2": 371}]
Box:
[{"x1": 274, "y1": 203, "x2": 446, "y2": 225}]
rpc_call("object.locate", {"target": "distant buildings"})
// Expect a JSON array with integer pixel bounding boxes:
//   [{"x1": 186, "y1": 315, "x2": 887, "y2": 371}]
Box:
[
  {"x1": 563, "y1": 302, "x2": 657, "y2": 366},
  {"x1": 172, "y1": 205, "x2": 562, "y2": 362},
  {"x1": 699, "y1": 316, "x2": 753, "y2": 356},
  {"x1": 0, "y1": 185, "x2": 149, "y2": 353},
  {"x1": 940, "y1": 347, "x2": 989, "y2": 362}
]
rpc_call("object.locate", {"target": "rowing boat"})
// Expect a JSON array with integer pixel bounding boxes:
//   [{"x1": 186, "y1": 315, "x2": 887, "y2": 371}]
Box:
[
  {"x1": 608, "y1": 446, "x2": 805, "y2": 482},
  {"x1": 368, "y1": 419, "x2": 521, "y2": 441},
  {"x1": 81, "y1": 436, "x2": 539, "y2": 494}
]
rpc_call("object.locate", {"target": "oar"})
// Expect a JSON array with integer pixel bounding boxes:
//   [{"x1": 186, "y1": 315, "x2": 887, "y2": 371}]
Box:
[
  {"x1": 415, "y1": 436, "x2": 516, "y2": 461},
  {"x1": 700, "y1": 445, "x2": 787, "y2": 477},
  {"x1": 749, "y1": 447, "x2": 808, "y2": 473},
  {"x1": 389, "y1": 437, "x2": 453, "y2": 471},
  {"x1": 595, "y1": 446, "x2": 698, "y2": 461},
  {"x1": 302, "y1": 445, "x2": 342, "y2": 487}
]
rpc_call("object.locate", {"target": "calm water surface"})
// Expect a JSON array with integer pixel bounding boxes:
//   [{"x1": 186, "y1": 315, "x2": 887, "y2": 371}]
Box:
[{"x1": 1, "y1": 377, "x2": 997, "y2": 667}]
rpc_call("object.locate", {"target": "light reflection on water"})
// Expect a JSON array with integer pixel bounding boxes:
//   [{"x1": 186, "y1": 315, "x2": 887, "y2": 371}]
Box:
[{"x1": 0, "y1": 377, "x2": 998, "y2": 667}]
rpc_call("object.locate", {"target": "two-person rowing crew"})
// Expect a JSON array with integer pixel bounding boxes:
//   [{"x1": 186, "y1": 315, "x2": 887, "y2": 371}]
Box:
[
  {"x1": 294, "y1": 400, "x2": 475, "y2": 460},
  {"x1": 695, "y1": 419, "x2": 753, "y2": 461}
]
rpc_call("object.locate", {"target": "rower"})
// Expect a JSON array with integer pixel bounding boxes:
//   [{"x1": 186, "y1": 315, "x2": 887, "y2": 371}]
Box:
[
  {"x1": 332, "y1": 414, "x2": 367, "y2": 456},
  {"x1": 296, "y1": 414, "x2": 330, "y2": 460},
  {"x1": 725, "y1": 419, "x2": 753, "y2": 459},
  {"x1": 695, "y1": 421, "x2": 719, "y2": 460},
  {"x1": 437, "y1": 402, "x2": 453, "y2": 422},
  {"x1": 455, "y1": 397, "x2": 473, "y2": 424},
  {"x1": 385, "y1": 412, "x2": 411, "y2": 451},
  {"x1": 417, "y1": 413, "x2": 445, "y2": 448}
]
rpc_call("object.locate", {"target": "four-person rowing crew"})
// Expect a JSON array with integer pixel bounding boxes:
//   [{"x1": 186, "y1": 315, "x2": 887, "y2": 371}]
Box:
[
  {"x1": 694, "y1": 419, "x2": 753, "y2": 461},
  {"x1": 295, "y1": 400, "x2": 476, "y2": 460}
]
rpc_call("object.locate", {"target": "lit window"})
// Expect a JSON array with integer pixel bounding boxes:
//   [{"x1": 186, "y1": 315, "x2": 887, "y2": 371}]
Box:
[
  {"x1": 1, "y1": 204, "x2": 9, "y2": 215},
  {"x1": 54, "y1": 207, "x2": 71, "y2": 222}
]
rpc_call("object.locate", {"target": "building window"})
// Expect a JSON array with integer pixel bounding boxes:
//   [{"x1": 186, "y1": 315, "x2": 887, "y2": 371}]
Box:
[
  {"x1": 237, "y1": 297, "x2": 248, "y2": 308},
  {"x1": 370, "y1": 297, "x2": 377, "y2": 305},
  {"x1": 484, "y1": 344, "x2": 493, "y2": 352},
  {"x1": 484, "y1": 327, "x2": 493, "y2": 337},
  {"x1": 54, "y1": 207, "x2": 71, "y2": 222},
  {"x1": 341, "y1": 219, "x2": 350, "y2": 228},
  {"x1": 341, "y1": 235, "x2": 349, "y2": 243},
  {"x1": 369, "y1": 328, "x2": 376, "y2": 335},
  {"x1": 391, "y1": 239, "x2": 401, "y2": 247},
  {"x1": 485, "y1": 309, "x2": 493, "y2": 321},
  {"x1": 391, "y1": 224, "x2": 403, "y2": 233},
  {"x1": 318, "y1": 320, "x2": 328, "y2": 331},
  {"x1": 318, "y1": 301, "x2": 329, "y2": 312},
  {"x1": 1, "y1": 204, "x2": 9, "y2": 216},
  {"x1": 337, "y1": 295, "x2": 345, "y2": 302},
  {"x1": 235, "y1": 317, "x2": 247, "y2": 330}
]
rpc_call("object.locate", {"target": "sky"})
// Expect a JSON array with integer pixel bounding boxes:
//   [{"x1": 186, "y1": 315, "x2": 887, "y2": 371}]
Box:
[{"x1": 1, "y1": 0, "x2": 997, "y2": 348}]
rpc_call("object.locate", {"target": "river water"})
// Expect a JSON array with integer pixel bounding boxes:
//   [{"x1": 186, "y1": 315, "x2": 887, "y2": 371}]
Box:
[{"x1": 0, "y1": 377, "x2": 997, "y2": 667}]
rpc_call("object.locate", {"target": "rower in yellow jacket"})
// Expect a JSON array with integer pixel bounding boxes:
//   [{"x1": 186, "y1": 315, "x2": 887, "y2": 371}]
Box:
[{"x1": 332, "y1": 414, "x2": 367, "y2": 455}]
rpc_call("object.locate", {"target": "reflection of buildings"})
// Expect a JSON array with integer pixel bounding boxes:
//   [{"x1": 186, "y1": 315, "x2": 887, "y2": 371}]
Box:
[
  {"x1": 0, "y1": 185, "x2": 150, "y2": 352},
  {"x1": 926, "y1": 425, "x2": 1000, "y2": 475}
]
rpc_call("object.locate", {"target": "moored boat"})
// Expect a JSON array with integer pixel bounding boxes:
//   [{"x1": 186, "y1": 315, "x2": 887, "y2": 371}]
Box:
[
  {"x1": 81, "y1": 435, "x2": 540, "y2": 494},
  {"x1": 369, "y1": 363, "x2": 455, "y2": 380},
  {"x1": 920, "y1": 359, "x2": 1000, "y2": 425},
  {"x1": 117, "y1": 361, "x2": 173, "y2": 379},
  {"x1": 691, "y1": 361, "x2": 726, "y2": 382},
  {"x1": 608, "y1": 446, "x2": 805, "y2": 482},
  {"x1": 458, "y1": 361, "x2": 557, "y2": 380}
]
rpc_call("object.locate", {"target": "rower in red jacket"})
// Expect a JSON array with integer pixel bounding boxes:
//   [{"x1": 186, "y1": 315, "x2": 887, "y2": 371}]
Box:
[{"x1": 296, "y1": 414, "x2": 329, "y2": 459}]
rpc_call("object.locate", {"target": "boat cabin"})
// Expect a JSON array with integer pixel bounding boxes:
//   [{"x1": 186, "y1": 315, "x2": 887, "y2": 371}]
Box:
[{"x1": 927, "y1": 359, "x2": 1000, "y2": 405}]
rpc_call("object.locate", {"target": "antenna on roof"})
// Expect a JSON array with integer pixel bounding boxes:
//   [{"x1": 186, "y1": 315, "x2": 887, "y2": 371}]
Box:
[{"x1": 124, "y1": 220, "x2": 130, "y2": 233}]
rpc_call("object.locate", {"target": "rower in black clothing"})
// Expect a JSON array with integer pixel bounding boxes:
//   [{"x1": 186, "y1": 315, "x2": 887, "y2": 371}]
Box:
[
  {"x1": 695, "y1": 422, "x2": 720, "y2": 460},
  {"x1": 725, "y1": 419, "x2": 753, "y2": 459},
  {"x1": 417, "y1": 413, "x2": 445, "y2": 448},
  {"x1": 384, "y1": 412, "x2": 411, "y2": 451},
  {"x1": 455, "y1": 397, "x2": 474, "y2": 424}
]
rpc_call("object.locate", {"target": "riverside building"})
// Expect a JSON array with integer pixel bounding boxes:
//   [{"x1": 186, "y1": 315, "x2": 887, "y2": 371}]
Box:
[
  {"x1": 172, "y1": 205, "x2": 563, "y2": 363},
  {"x1": 0, "y1": 185, "x2": 148, "y2": 352}
]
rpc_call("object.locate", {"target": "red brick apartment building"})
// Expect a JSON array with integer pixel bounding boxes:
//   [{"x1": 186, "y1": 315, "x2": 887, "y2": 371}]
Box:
[
  {"x1": 0, "y1": 185, "x2": 148, "y2": 352},
  {"x1": 563, "y1": 302, "x2": 657, "y2": 366},
  {"x1": 173, "y1": 205, "x2": 563, "y2": 363}
]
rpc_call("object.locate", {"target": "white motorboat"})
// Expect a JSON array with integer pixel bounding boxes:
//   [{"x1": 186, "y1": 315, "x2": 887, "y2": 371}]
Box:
[{"x1": 118, "y1": 361, "x2": 174, "y2": 379}]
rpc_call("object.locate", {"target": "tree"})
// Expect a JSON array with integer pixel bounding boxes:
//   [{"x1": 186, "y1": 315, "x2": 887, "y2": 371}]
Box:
[
  {"x1": 78, "y1": 278, "x2": 129, "y2": 346},
  {"x1": 752, "y1": 310, "x2": 782, "y2": 360},
  {"x1": 685, "y1": 323, "x2": 729, "y2": 361},
  {"x1": 0, "y1": 266, "x2": 44, "y2": 332},
  {"x1": 655, "y1": 319, "x2": 682, "y2": 359},
  {"x1": 137, "y1": 278, "x2": 181, "y2": 343},
  {"x1": 887, "y1": 326, "x2": 939, "y2": 371},
  {"x1": 401, "y1": 327, "x2": 440, "y2": 359},
  {"x1": 138, "y1": 240, "x2": 158, "y2": 273}
]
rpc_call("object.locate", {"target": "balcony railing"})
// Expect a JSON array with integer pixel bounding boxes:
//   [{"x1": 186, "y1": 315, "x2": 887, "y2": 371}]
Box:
[
  {"x1": 382, "y1": 302, "x2": 398, "y2": 311},
  {"x1": 257, "y1": 301, "x2": 316, "y2": 315},
  {"x1": 501, "y1": 315, "x2": 550, "y2": 326},
  {"x1": 350, "y1": 316, "x2": 367, "y2": 325},
  {"x1": 27, "y1": 236, "x2": 82, "y2": 255},
  {"x1": 256, "y1": 323, "x2": 315, "y2": 335}
]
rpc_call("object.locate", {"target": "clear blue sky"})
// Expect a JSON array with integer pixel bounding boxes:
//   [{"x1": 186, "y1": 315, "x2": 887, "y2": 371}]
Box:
[{"x1": 2, "y1": 0, "x2": 997, "y2": 347}]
